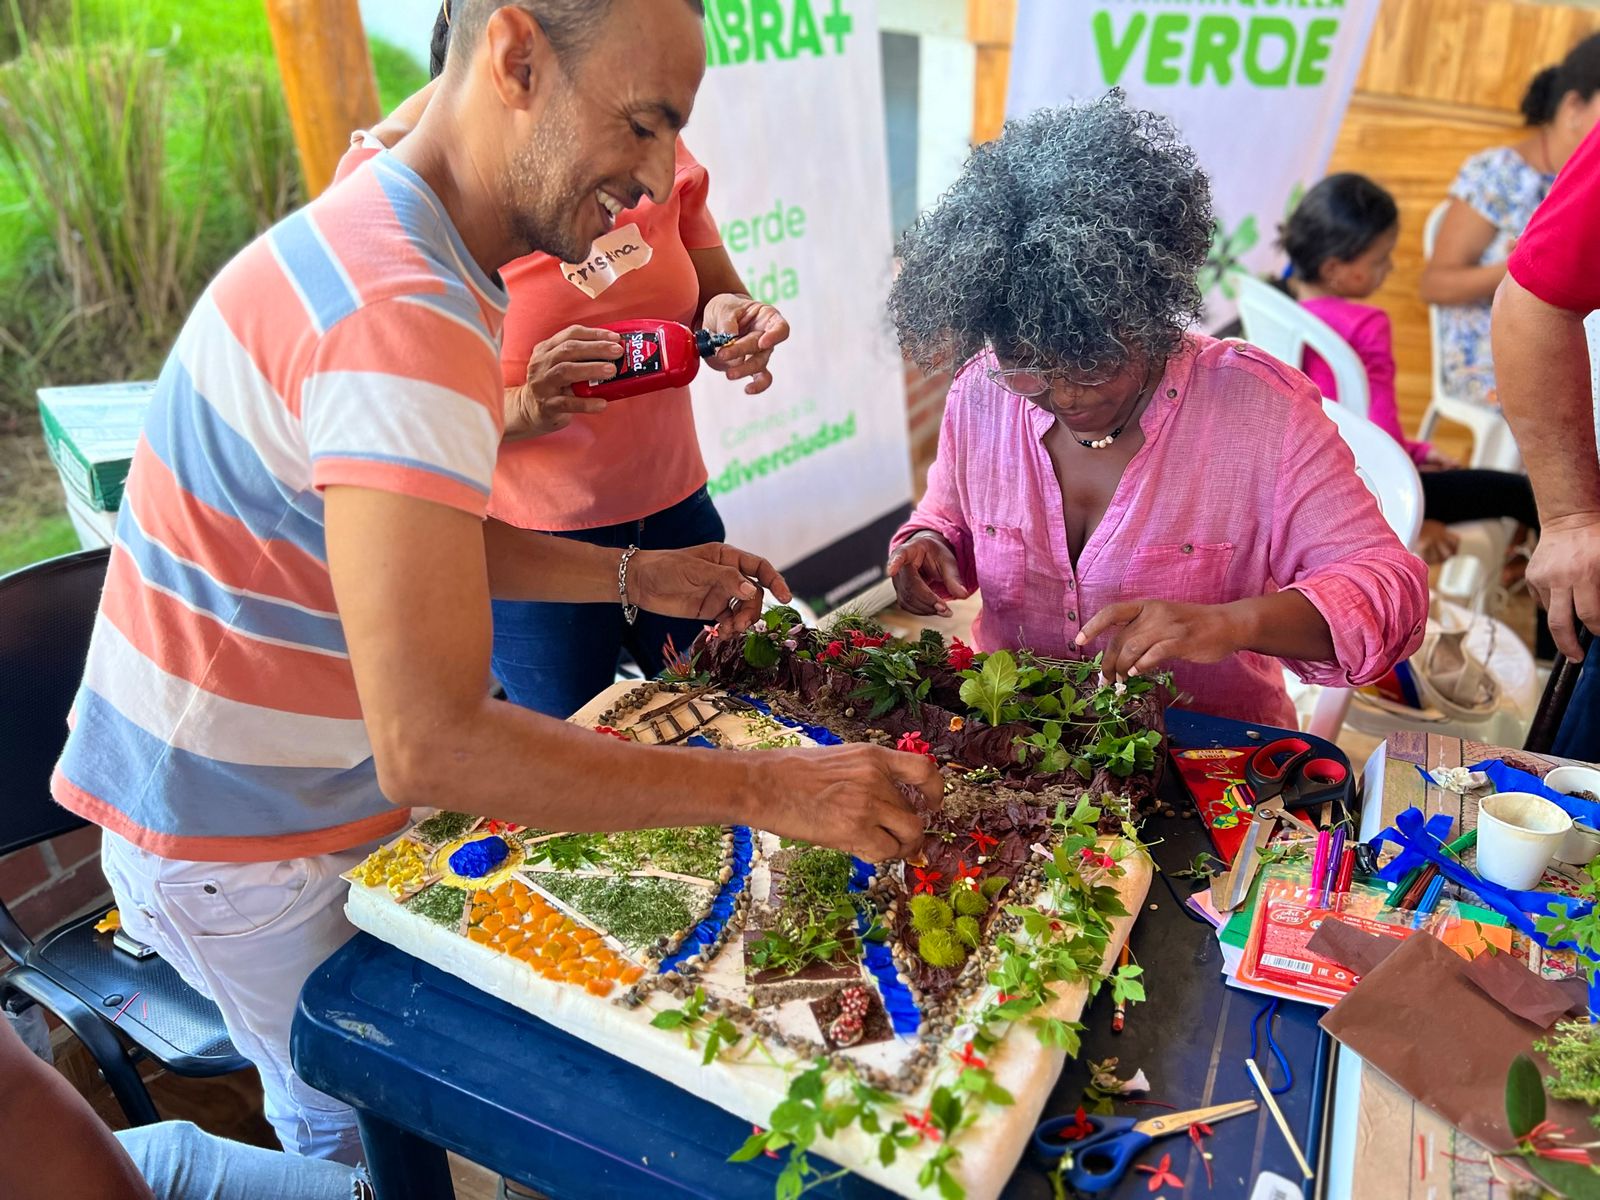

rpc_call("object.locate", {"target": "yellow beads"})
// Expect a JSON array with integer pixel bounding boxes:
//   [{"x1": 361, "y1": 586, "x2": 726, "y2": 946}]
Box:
[
  {"x1": 464, "y1": 879, "x2": 635, "y2": 998},
  {"x1": 354, "y1": 840, "x2": 427, "y2": 898}
]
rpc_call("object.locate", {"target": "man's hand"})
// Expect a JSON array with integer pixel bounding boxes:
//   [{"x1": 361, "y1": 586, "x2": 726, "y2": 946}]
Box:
[
  {"x1": 757, "y1": 744, "x2": 941, "y2": 862},
  {"x1": 887, "y1": 532, "x2": 970, "y2": 618},
  {"x1": 1416, "y1": 519, "x2": 1462, "y2": 566},
  {"x1": 1525, "y1": 512, "x2": 1600, "y2": 660},
  {"x1": 629, "y1": 543, "x2": 792, "y2": 633},
  {"x1": 1076, "y1": 599, "x2": 1246, "y2": 680},
  {"x1": 701, "y1": 293, "x2": 789, "y2": 394},
  {"x1": 504, "y1": 324, "x2": 623, "y2": 438}
]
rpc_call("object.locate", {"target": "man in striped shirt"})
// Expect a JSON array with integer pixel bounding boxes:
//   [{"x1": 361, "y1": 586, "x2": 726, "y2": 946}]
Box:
[{"x1": 53, "y1": 0, "x2": 937, "y2": 1161}]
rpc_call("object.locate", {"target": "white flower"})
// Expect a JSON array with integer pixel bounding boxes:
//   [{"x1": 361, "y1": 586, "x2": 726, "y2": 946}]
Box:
[
  {"x1": 783, "y1": 638, "x2": 798, "y2": 650},
  {"x1": 754, "y1": 620, "x2": 768, "y2": 633},
  {"x1": 1113, "y1": 680, "x2": 1127, "y2": 697}
]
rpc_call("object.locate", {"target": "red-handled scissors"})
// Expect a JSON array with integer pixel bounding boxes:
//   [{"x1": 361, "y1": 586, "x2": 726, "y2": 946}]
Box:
[
  {"x1": 1216, "y1": 738, "x2": 1349, "y2": 912},
  {"x1": 1033, "y1": 1100, "x2": 1259, "y2": 1192}
]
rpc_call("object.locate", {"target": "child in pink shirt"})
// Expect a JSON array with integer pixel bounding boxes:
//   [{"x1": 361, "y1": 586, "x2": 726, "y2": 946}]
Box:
[{"x1": 1281, "y1": 175, "x2": 1541, "y2": 577}]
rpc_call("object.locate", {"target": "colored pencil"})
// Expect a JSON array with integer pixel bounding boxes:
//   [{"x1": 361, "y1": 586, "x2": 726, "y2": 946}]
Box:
[
  {"x1": 1311, "y1": 830, "x2": 1331, "y2": 906},
  {"x1": 1322, "y1": 826, "x2": 1346, "y2": 904},
  {"x1": 1333, "y1": 846, "x2": 1356, "y2": 896},
  {"x1": 1111, "y1": 942, "x2": 1131, "y2": 1034}
]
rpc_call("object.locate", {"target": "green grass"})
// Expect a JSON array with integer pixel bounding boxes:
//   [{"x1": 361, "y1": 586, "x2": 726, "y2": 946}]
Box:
[
  {"x1": 0, "y1": 510, "x2": 76, "y2": 573},
  {"x1": 0, "y1": 0, "x2": 428, "y2": 572}
]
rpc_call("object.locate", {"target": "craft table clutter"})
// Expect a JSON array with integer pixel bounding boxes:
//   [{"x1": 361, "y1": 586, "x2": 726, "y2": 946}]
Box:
[{"x1": 337, "y1": 610, "x2": 1161, "y2": 1199}]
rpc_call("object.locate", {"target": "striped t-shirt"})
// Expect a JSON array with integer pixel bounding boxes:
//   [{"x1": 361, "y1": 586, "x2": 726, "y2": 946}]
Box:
[{"x1": 52, "y1": 154, "x2": 508, "y2": 863}]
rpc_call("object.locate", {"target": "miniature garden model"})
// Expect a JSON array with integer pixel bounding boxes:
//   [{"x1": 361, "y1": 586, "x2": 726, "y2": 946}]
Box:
[{"x1": 343, "y1": 610, "x2": 1162, "y2": 1199}]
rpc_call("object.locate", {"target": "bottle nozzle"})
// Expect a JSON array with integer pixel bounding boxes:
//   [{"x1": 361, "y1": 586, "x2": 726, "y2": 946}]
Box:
[{"x1": 695, "y1": 329, "x2": 738, "y2": 357}]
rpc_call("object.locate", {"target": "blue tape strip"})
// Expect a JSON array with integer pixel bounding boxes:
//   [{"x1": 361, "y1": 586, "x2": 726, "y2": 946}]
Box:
[
  {"x1": 734, "y1": 693, "x2": 845, "y2": 746},
  {"x1": 1372, "y1": 805, "x2": 1600, "y2": 1017}
]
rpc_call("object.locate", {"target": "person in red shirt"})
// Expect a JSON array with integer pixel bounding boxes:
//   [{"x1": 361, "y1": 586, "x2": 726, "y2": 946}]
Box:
[
  {"x1": 1494, "y1": 121, "x2": 1600, "y2": 754},
  {"x1": 336, "y1": 4, "x2": 789, "y2": 718}
]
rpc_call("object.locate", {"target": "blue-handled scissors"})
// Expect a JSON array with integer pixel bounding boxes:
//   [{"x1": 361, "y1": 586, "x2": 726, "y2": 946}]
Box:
[{"x1": 1033, "y1": 1099, "x2": 1258, "y2": 1193}]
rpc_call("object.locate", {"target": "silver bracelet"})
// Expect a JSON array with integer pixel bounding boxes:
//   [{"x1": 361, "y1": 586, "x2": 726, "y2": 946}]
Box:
[{"x1": 618, "y1": 545, "x2": 641, "y2": 626}]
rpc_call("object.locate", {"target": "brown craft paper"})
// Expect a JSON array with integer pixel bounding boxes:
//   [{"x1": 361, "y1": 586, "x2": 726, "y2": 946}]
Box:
[
  {"x1": 1305, "y1": 917, "x2": 1405, "y2": 977},
  {"x1": 1320, "y1": 931, "x2": 1599, "y2": 1160},
  {"x1": 1464, "y1": 951, "x2": 1588, "y2": 1029}
]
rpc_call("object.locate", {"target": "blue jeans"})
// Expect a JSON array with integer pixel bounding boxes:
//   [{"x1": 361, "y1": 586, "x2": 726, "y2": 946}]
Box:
[
  {"x1": 1555, "y1": 649, "x2": 1600, "y2": 763},
  {"x1": 491, "y1": 486, "x2": 727, "y2": 718},
  {"x1": 117, "y1": 1121, "x2": 368, "y2": 1200}
]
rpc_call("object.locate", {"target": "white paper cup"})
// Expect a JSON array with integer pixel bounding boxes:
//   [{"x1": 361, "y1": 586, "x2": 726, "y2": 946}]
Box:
[
  {"x1": 1556, "y1": 822, "x2": 1600, "y2": 867},
  {"x1": 1477, "y1": 792, "x2": 1572, "y2": 890}
]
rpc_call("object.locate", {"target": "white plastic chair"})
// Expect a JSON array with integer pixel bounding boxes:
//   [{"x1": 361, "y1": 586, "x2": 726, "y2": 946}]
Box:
[
  {"x1": 1417, "y1": 202, "x2": 1522, "y2": 471},
  {"x1": 1235, "y1": 277, "x2": 1426, "y2": 740},
  {"x1": 1235, "y1": 275, "x2": 1371, "y2": 419}
]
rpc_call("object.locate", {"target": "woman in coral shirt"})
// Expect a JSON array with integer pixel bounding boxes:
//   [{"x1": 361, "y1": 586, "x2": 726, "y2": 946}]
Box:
[
  {"x1": 336, "y1": 10, "x2": 787, "y2": 718},
  {"x1": 886, "y1": 95, "x2": 1427, "y2": 728}
]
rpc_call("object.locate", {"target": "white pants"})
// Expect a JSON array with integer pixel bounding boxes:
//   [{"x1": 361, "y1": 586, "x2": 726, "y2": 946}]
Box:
[{"x1": 100, "y1": 831, "x2": 372, "y2": 1165}]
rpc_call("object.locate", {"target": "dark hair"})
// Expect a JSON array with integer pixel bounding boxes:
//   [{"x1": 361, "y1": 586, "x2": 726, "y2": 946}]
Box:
[
  {"x1": 429, "y1": 4, "x2": 450, "y2": 80},
  {"x1": 1280, "y1": 173, "x2": 1398, "y2": 283},
  {"x1": 442, "y1": 1, "x2": 702, "y2": 76},
  {"x1": 1521, "y1": 32, "x2": 1600, "y2": 125}
]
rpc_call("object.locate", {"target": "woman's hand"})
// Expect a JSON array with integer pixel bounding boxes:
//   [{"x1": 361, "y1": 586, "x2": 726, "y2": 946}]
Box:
[
  {"x1": 628, "y1": 543, "x2": 792, "y2": 633},
  {"x1": 1416, "y1": 519, "x2": 1462, "y2": 565},
  {"x1": 1077, "y1": 600, "x2": 1246, "y2": 680},
  {"x1": 887, "y1": 532, "x2": 970, "y2": 618},
  {"x1": 701, "y1": 293, "x2": 790, "y2": 394},
  {"x1": 504, "y1": 325, "x2": 624, "y2": 438}
]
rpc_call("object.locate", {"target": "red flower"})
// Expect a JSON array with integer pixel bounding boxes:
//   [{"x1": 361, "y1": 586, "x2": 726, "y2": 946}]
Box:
[
  {"x1": 895, "y1": 731, "x2": 933, "y2": 758},
  {"x1": 848, "y1": 630, "x2": 889, "y2": 649},
  {"x1": 997, "y1": 991, "x2": 1018, "y2": 1004},
  {"x1": 818, "y1": 639, "x2": 847, "y2": 662},
  {"x1": 1056, "y1": 1106, "x2": 1095, "y2": 1141},
  {"x1": 911, "y1": 867, "x2": 943, "y2": 895},
  {"x1": 1079, "y1": 846, "x2": 1116, "y2": 871},
  {"x1": 903, "y1": 1108, "x2": 942, "y2": 1143},
  {"x1": 947, "y1": 637, "x2": 975, "y2": 671},
  {"x1": 954, "y1": 861, "x2": 982, "y2": 885},
  {"x1": 954, "y1": 1041, "x2": 986, "y2": 1070},
  {"x1": 593, "y1": 726, "x2": 631, "y2": 741},
  {"x1": 482, "y1": 818, "x2": 523, "y2": 835},
  {"x1": 968, "y1": 829, "x2": 999, "y2": 855},
  {"x1": 1189, "y1": 1123, "x2": 1215, "y2": 1189},
  {"x1": 1135, "y1": 1153, "x2": 1183, "y2": 1191},
  {"x1": 750, "y1": 1125, "x2": 779, "y2": 1159}
]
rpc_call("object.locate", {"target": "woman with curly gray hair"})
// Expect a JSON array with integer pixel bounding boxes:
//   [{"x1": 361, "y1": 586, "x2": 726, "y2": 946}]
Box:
[{"x1": 886, "y1": 93, "x2": 1427, "y2": 727}]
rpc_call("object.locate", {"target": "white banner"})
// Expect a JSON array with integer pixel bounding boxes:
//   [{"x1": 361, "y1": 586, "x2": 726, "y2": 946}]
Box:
[
  {"x1": 687, "y1": 0, "x2": 913, "y2": 600},
  {"x1": 1007, "y1": 0, "x2": 1381, "y2": 323}
]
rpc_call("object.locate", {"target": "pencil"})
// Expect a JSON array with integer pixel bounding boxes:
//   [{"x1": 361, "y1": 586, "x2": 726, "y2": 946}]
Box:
[
  {"x1": 1247, "y1": 1057, "x2": 1315, "y2": 1180},
  {"x1": 1111, "y1": 942, "x2": 1131, "y2": 1034}
]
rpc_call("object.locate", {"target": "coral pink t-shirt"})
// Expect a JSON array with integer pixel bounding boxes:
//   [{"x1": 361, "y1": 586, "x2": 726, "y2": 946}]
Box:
[{"x1": 335, "y1": 136, "x2": 723, "y2": 530}]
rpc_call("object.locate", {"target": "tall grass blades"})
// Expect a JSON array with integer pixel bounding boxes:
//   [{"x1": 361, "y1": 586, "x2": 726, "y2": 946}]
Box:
[
  {"x1": 0, "y1": 39, "x2": 213, "y2": 339},
  {"x1": 211, "y1": 57, "x2": 301, "y2": 233}
]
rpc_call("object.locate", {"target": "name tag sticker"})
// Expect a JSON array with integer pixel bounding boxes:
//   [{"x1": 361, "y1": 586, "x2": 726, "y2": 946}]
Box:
[{"x1": 561, "y1": 223, "x2": 653, "y2": 298}]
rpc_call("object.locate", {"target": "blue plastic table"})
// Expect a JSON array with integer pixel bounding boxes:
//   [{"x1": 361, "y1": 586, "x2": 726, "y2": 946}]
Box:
[{"x1": 291, "y1": 708, "x2": 1340, "y2": 1199}]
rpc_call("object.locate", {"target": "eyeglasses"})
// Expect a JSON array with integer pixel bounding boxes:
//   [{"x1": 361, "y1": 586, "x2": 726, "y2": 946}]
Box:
[{"x1": 983, "y1": 363, "x2": 1120, "y2": 397}]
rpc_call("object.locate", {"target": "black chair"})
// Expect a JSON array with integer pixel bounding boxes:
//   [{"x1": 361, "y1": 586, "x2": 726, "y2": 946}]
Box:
[
  {"x1": 0, "y1": 547, "x2": 246, "y2": 1124},
  {"x1": 1524, "y1": 628, "x2": 1596, "y2": 755}
]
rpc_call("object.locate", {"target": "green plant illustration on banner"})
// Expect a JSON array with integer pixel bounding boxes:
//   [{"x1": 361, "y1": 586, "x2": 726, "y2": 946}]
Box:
[{"x1": 1198, "y1": 214, "x2": 1258, "y2": 301}]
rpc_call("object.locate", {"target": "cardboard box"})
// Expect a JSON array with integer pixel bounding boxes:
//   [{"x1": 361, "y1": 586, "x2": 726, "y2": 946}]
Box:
[{"x1": 37, "y1": 381, "x2": 154, "y2": 513}]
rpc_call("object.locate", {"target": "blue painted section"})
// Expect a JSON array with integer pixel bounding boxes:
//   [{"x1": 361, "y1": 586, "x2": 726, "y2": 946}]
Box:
[
  {"x1": 847, "y1": 857, "x2": 920, "y2": 1036},
  {"x1": 659, "y1": 824, "x2": 753, "y2": 974},
  {"x1": 448, "y1": 835, "x2": 508, "y2": 878},
  {"x1": 735, "y1": 694, "x2": 844, "y2": 746}
]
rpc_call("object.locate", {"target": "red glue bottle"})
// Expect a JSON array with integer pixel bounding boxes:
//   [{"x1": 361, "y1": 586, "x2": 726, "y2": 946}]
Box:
[{"x1": 572, "y1": 319, "x2": 737, "y2": 400}]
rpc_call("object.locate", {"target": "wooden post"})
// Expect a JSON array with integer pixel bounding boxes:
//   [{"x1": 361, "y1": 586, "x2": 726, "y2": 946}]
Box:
[
  {"x1": 263, "y1": 0, "x2": 381, "y2": 197},
  {"x1": 968, "y1": 0, "x2": 1015, "y2": 144}
]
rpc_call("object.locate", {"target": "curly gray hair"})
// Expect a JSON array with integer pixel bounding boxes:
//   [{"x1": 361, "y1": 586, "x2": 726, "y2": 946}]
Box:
[{"x1": 889, "y1": 91, "x2": 1213, "y2": 380}]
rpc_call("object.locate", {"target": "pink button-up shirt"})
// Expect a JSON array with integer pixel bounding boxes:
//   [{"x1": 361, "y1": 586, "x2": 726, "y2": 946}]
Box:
[{"x1": 893, "y1": 335, "x2": 1428, "y2": 728}]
